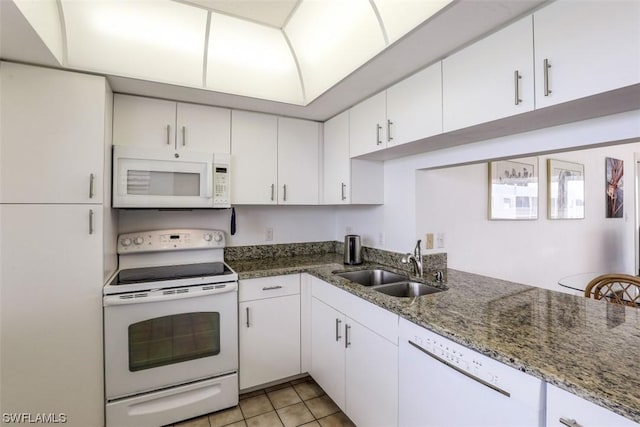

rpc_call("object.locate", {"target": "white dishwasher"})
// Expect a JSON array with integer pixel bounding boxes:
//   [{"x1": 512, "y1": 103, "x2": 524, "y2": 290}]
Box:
[{"x1": 399, "y1": 318, "x2": 544, "y2": 427}]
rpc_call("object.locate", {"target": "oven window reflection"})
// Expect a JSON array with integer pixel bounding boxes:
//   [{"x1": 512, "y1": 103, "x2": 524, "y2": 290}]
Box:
[{"x1": 128, "y1": 312, "x2": 220, "y2": 372}]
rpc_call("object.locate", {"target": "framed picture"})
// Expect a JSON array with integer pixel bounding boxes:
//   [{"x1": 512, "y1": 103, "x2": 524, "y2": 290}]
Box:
[
  {"x1": 547, "y1": 159, "x2": 585, "y2": 219},
  {"x1": 605, "y1": 157, "x2": 623, "y2": 218},
  {"x1": 488, "y1": 157, "x2": 538, "y2": 220}
]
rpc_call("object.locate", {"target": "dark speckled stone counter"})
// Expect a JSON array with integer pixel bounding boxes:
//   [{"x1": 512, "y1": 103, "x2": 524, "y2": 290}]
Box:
[{"x1": 228, "y1": 253, "x2": 640, "y2": 423}]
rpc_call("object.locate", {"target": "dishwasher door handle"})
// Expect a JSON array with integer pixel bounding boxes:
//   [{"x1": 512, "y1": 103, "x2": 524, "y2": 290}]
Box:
[{"x1": 408, "y1": 340, "x2": 511, "y2": 398}]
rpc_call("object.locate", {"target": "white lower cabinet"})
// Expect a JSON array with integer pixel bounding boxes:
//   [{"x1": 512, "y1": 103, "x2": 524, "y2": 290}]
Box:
[
  {"x1": 238, "y1": 275, "x2": 301, "y2": 390},
  {"x1": 546, "y1": 384, "x2": 639, "y2": 427},
  {"x1": 310, "y1": 277, "x2": 398, "y2": 427}
]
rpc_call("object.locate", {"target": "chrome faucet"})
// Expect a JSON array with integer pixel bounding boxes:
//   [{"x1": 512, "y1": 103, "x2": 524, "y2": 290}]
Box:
[{"x1": 402, "y1": 240, "x2": 423, "y2": 278}]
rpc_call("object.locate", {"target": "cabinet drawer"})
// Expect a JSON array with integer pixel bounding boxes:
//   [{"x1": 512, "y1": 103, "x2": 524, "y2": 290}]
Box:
[{"x1": 239, "y1": 274, "x2": 300, "y2": 302}]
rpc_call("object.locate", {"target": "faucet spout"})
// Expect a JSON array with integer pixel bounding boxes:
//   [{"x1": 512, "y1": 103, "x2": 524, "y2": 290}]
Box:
[{"x1": 402, "y1": 240, "x2": 423, "y2": 278}]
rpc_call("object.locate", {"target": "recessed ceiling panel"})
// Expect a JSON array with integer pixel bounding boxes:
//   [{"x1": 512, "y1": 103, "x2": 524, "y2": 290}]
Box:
[
  {"x1": 374, "y1": 0, "x2": 452, "y2": 43},
  {"x1": 181, "y1": 0, "x2": 298, "y2": 28},
  {"x1": 206, "y1": 12, "x2": 303, "y2": 104},
  {"x1": 285, "y1": 0, "x2": 386, "y2": 103},
  {"x1": 62, "y1": 0, "x2": 207, "y2": 87}
]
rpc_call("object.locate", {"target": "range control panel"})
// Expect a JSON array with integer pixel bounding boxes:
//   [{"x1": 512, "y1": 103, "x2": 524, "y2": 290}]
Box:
[{"x1": 118, "y1": 229, "x2": 225, "y2": 253}]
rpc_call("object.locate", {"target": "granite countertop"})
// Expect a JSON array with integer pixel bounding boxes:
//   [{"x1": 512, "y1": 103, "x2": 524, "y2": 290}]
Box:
[{"x1": 229, "y1": 254, "x2": 640, "y2": 423}]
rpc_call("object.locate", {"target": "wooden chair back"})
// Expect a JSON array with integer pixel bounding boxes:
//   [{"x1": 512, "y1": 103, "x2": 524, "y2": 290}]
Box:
[{"x1": 584, "y1": 274, "x2": 640, "y2": 307}]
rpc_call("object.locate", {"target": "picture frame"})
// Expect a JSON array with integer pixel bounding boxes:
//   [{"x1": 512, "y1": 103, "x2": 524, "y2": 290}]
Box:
[
  {"x1": 605, "y1": 157, "x2": 623, "y2": 218},
  {"x1": 488, "y1": 157, "x2": 538, "y2": 220},
  {"x1": 547, "y1": 159, "x2": 585, "y2": 219}
]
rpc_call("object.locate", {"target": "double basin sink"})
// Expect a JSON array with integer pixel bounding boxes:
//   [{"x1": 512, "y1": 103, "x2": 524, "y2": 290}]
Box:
[{"x1": 334, "y1": 268, "x2": 444, "y2": 298}]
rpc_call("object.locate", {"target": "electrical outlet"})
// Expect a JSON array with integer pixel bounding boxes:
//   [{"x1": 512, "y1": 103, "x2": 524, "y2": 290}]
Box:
[
  {"x1": 437, "y1": 233, "x2": 445, "y2": 249},
  {"x1": 265, "y1": 227, "x2": 273, "y2": 241},
  {"x1": 425, "y1": 233, "x2": 434, "y2": 249}
]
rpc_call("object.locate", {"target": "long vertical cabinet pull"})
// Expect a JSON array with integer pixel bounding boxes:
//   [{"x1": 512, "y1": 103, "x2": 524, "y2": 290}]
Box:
[
  {"x1": 166, "y1": 125, "x2": 171, "y2": 145},
  {"x1": 283, "y1": 185, "x2": 287, "y2": 202},
  {"x1": 375, "y1": 124, "x2": 382, "y2": 145},
  {"x1": 182, "y1": 126, "x2": 186, "y2": 146},
  {"x1": 246, "y1": 307, "x2": 250, "y2": 328},
  {"x1": 341, "y1": 183, "x2": 347, "y2": 201},
  {"x1": 270, "y1": 184, "x2": 275, "y2": 202},
  {"x1": 559, "y1": 418, "x2": 583, "y2": 427},
  {"x1": 88, "y1": 209, "x2": 94, "y2": 235},
  {"x1": 387, "y1": 119, "x2": 393, "y2": 142},
  {"x1": 335, "y1": 319, "x2": 342, "y2": 341},
  {"x1": 89, "y1": 173, "x2": 95, "y2": 199},
  {"x1": 514, "y1": 70, "x2": 522, "y2": 105},
  {"x1": 345, "y1": 324, "x2": 351, "y2": 348},
  {"x1": 543, "y1": 58, "x2": 552, "y2": 96}
]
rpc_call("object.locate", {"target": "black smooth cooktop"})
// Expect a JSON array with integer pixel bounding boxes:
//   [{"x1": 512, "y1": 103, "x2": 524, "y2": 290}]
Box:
[{"x1": 116, "y1": 262, "x2": 233, "y2": 285}]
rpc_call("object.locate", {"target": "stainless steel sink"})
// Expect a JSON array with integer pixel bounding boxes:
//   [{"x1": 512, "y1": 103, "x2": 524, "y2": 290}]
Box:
[
  {"x1": 371, "y1": 281, "x2": 444, "y2": 298},
  {"x1": 335, "y1": 269, "x2": 408, "y2": 287}
]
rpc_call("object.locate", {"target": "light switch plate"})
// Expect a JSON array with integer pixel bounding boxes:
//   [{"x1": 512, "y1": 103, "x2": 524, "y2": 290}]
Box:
[{"x1": 425, "y1": 233, "x2": 434, "y2": 249}]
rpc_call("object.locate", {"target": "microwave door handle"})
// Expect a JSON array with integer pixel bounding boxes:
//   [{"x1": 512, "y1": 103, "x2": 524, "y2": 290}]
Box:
[{"x1": 205, "y1": 163, "x2": 214, "y2": 199}]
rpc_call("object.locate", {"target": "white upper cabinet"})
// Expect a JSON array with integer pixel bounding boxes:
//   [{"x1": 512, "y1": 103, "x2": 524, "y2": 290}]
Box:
[
  {"x1": 349, "y1": 91, "x2": 387, "y2": 157},
  {"x1": 113, "y1": 94, "x2": 231, "y2": 152},
  {"x1": 0, "y1": 62, "x2": 106, "y2": 204},
  {"x1": 323, "y1": 111, "x2": 384, "y2": 205},
  {"x1": 386, "y1": 62, "x2": 442, "y2": 147},
  {"x1": 443, "y1": 16, "x2": 534, "y2": 132},
  {"x1": 175, "y1": 102, "x2": 230, "y2": 153},
  {"x1": 534, "y1": 0, "x2": 640, "y2": 109},
  {"x1": 230, "y1": 110, "x2": 278, "y2": 204},
  {"x1": 277, "y1": 117, "x2": 320, "y2": 205}
]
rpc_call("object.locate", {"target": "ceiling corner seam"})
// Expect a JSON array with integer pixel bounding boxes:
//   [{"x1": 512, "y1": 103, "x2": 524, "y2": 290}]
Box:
[
  {"x1": 282, "y1": 29, "x2": 307, "y2": 106},
  {"x1": 369, "y1": 0, "x2": 389, "y2": 46},
  {"x1": 55, "y1": 0, "x2": 69, "y2": 66},
  {"x1": 202, "y1": 11, "x2": 212, "y2": 88}
]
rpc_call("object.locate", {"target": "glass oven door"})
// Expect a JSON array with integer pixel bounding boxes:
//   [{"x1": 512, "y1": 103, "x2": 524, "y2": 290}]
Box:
[{"x1": 103, "y1": 284, "x2": 238, "y2": 400}]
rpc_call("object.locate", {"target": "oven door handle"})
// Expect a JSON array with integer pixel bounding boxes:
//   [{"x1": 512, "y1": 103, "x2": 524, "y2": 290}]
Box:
[{"x1": 103, "y1": 283, "x2": 237, "y2": 306}]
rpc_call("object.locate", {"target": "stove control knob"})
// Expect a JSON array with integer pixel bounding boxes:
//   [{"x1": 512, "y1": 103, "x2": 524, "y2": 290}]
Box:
[
  {"x1": 133, "y1": 236, "x2": 144, "y2": 245},
  {"x1": 214, "y1": 233, "x2": 223, "y2": 242},
  {"x1": 204, "y1": 233, "x2": 213, "y2": 242},
  {"x1": 121, "y1": 238, "x2": 132, "y2": 247}
]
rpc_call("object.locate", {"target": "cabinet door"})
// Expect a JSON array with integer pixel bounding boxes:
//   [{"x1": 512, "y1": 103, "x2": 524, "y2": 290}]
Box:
[
  {"x1": 349, "y1": 91, "x2": 387, "y2": 158},
  {"x1": 534, "y1": 0, "x2": 640, "y2": 109},
  {"x1": 386, "y1": 62, "x2": 442, "y2": 147},
  {"x1": 546, "y1": 384, "x2": 638, "y2": 427},
  {"x1": 0, "y1": 62, "x2": 105, "y2": 204},
  {"x1": 0, "y1": 204, "x2": 103, "y2": 426},
  {"x1": 345, "y1": 319, "x2": 398, "y2": 427},
  {"x1": 323, "y1": 111, "x2": 350, "y2": 204},
  {"x1": 310, "y1": 297, "x2": 346, "y2": 410},
  {"x1": 176, "y1": 103, "x2": 231, "y2": 153},
  {"x1": 278, "y1": 117, "x2": 320, "y2": 205},
  {"x1": 239, "y1": 294, "x2": 301, "y2": 390},
  {"x1": 113, "y1": 94, "x2": 176, "y2": 149},
  {"x1": 443, "y1": 16, "x2": 534, "y2": 132},
  {"x1": 230, "y1": 110, "x2": 278, "y2": 204}
]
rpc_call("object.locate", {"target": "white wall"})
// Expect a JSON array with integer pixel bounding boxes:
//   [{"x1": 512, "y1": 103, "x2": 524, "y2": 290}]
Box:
[
  {"x1": 416, "y1": 143, "x2": 639, "y2": 290},
  {"x1": 118, "y1": 205, "x2": 337, "y2": 246}
]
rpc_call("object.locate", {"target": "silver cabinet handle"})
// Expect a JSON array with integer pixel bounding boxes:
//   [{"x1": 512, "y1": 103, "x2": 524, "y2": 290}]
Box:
[
  {"x1": 408, "y1": 340, "x2": 511, "y2": 397},
  {"x1": 283, "y1": 184, "x2": 287, "y2": 202},
  {"x1": 543, "y1": 58, "x2": 552, "y2": 96},
  {"x1": 387, "y1": 119, "x2": 393, "y2": 142},
  {"x1": 89, "y1": 209, "x2": 94, "y2": 235},
  {"x1": 262, "y1": 285, "x2": 283, "y2": 291},
  {"x1": 182, "y1": 126, "x2": 186, "y2": 146},
  {"x1": 341, "y1": 182, "x2": 347, "y2": 201},
  {"x1": 246, "y1": 307, "x2": 250, "y2": 328},
  {"x1": 559, "y1": 418, "x2": 583, "y2": 427},
  {"x1": 345, "y1": 324, "x2": 351, "y2": 348},
  {"x1": 89, "y1": 173, "x2": 95, "y2": 199},
  {"x1": 270, "y1": 184, "x2": 275, "y2": 201},
  {"x1": 375, "y1": 124, "x2": 382, "y2": 145},
  {"x1": 335, "y1": 319, "x2": 342, "y2": 341},
  {"x1": 514, "y1": 70, "x2": 522, "y2": 105},
  {"x1": 166, "y1": 124, "x2": 171, "y2": 145}
]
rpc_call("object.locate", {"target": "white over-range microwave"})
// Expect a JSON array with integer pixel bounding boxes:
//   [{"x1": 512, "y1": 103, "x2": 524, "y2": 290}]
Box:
[{"x1": 112, "y1": 146, "x2": 230, "y2": 208}]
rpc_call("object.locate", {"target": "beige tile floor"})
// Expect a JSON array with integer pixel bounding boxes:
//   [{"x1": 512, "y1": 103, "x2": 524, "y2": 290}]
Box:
[{"x1": 170, "y1": 376, "x2": 356, "y2": 427}]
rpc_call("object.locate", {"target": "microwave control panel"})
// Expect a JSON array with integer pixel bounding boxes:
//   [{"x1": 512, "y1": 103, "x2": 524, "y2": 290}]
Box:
[
  {"x1": 213, "y1": 153, "x2": 230, "y2": 207},
  {"x1": 118, "y1": 229, "x2": 225, "y2": 253}
]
